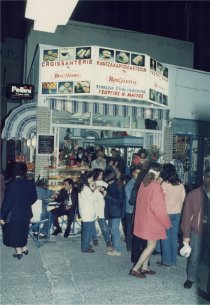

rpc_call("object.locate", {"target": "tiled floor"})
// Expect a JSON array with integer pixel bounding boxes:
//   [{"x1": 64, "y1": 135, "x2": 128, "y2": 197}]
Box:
[{"x1": 1, "y1": 235, "x2": 209, "y2": 305}]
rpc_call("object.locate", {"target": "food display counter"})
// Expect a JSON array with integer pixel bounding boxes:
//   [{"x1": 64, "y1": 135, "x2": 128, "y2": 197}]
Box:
[{"x1": 46, "y1": 166, "x2": 89, "y2": 191}]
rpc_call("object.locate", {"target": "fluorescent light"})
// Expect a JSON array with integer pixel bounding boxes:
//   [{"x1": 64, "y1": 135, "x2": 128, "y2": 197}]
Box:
[{"x1": 25, "y1": 0, "x2": 78, "y2": 33}]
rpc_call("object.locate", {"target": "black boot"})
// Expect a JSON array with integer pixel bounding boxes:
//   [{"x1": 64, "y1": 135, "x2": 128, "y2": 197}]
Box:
[
  {"x1": 64, "y1": 228, "x2": 70, "y2": 238},
  {"x1": 52, "y1": 227, "x2": 62, "y2": 235}
]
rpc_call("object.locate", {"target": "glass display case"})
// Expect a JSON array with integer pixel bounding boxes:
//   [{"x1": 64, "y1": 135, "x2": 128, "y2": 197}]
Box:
[{"x1": 45, "y1": 166, "x2": 89, "y2": 191}]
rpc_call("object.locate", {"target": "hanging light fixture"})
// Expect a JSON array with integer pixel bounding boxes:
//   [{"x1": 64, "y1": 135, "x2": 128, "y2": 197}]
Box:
[{"x1": 25, "y1": 0, "x2": 79, "y2": 33}]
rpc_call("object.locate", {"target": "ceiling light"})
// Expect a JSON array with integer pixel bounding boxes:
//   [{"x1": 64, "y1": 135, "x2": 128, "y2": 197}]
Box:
[{"x1": 25, "y1": 0, "x2": 78, "y2": 33}]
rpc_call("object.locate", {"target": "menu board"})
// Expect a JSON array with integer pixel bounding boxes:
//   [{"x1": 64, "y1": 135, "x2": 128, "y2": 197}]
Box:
[
  {"x1": 39, "y1": 45, "x2": 169, "y2": 107},
  {"x1": 37, "y1": 134, "x2": 55, "y2": 155}
]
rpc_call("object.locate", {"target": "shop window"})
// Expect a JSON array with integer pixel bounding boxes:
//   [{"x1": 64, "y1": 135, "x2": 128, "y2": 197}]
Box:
[
  {"x1": 82, "y1": 102, "x2": 89, "y2": 113},
  {"x1": 93, "y1": 102, "x2": 99, "y2": 114},
  {"x1": 103, "y1": 104, "x2": 109, "y2": 115},
  {"x1": 132, "y1": 107, "x2": 137, "y2": 119},
  {"x1": 72, "y1": 101, "x2": 78, "y2": 113},
  {"x1": 122, "y1": 105, "x2": 128, "y2": 117},
  {"x1": 113, "y1": 105, "x2": 119, "y2": 116}
]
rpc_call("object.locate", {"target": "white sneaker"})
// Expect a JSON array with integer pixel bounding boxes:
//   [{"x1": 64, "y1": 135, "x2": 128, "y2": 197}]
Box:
[{"x1": 107, "y1": 250, "x2": 121, "y2": 256}]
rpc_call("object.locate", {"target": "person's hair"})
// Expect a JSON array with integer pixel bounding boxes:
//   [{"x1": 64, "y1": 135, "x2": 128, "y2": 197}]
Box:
[
  {"x1": 121, "y1": 174, "x2": 131, "y2": 184},
  {"x1": 204, "y1": 167, "x2": 210, "y2": 177},
  {"x1": 78, "y1": 171, "x2": 93, "y2": 192},
  {"x1": 78, "y1": 147, "x2": 84, "y2": 152},
  {"x1": 63, "y1": 178, "x2": 73, "y2": 185},
  {"x1": 138, "y1": 148, "x2": 147, "y2": 158},
  {"x1": 143, "y1": 162, "x2": 161, "y2": 187},
  {"x1": 160, "y1": 163, "x2": 181, "y2": 185},
  {"x1": 96, "y1": 145, "x2": 104, "y2": 152},
  {"x1": 130, "y1": 165, "x2": 141, "y2": 175},
  {"x1": 36, "y1": 178, "x2": 48, "y2": 188},
  {"x1": 134, "y1": 168, "x2": 147, "y2": 191},
  {"x1": 97, "y1": 151, "x2": 104, "y2": 158},
  {"x1": 92, "y1": 168, "x2": 104, "y2": 181},
  {"x1": 12, "y1": 162, "x2": 27, "y2": 177},
  {"x1": 104, "y1": 169, "x2": 116, "y2": 183}
]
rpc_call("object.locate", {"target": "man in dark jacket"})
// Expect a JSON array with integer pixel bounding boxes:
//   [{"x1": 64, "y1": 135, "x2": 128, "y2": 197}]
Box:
[
  {"x1": 104, "y1": 170, "x2": 124, "y2": 256},
  {"x1": 51, "y1": 178, "x2": 78, "y2": 238},
  {"x1": 181, "y1": 167, "x2": 210, "y2": 294}
]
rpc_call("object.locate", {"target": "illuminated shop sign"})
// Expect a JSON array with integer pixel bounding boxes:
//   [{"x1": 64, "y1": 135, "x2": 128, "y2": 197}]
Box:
[{"x1": 6, "y1": 84, "x2": 34, "y2": 100}]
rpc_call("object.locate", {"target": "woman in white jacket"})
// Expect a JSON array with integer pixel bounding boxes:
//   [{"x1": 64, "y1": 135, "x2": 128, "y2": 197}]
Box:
[
  {"x1": 78, "y1": 171, "x2": 97, "y2": 253},
  {"x1": 91, "y1": 169, "x2": 112, "y2": 250}
]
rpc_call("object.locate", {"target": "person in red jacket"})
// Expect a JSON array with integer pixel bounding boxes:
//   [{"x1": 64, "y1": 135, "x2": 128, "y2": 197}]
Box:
[
  {"x1": 129, "y1": 162, "x2": 171, "y2": 278},
  {"x1": 181, "y1": 167, "x2": 210, "y2": 291}
]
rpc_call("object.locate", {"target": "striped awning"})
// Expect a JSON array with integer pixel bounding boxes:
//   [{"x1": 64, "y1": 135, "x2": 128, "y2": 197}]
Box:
[{"x1": 1, "y1": 103, "x2": 36, "y2": 140}]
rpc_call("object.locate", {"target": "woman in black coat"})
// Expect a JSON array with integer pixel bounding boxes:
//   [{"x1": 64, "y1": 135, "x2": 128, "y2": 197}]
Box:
[{"x1": 0, "y1": 162, "x2": 37, "y2": 259}]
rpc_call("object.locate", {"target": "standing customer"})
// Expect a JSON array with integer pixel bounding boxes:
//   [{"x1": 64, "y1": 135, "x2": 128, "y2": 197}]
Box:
[
  {"x1": 130, "y1": 163, "x2": 171, "y2": 278},
  {"x1": 104, "y1": 169, "x2": 124, "y2": 256},
  {"x1": 124, "y1": 166, "x2": 141, "y2": 251},
  {"x1": 78, "y1": 171, "x2": 97, "y2": 253},
  {"x1": 181, "y1": 167, "x2": 210, "y2": 289},
  {"x1": 91, "y1": 169, "x2": 112, "y2": 249},
  {"x1": 0, "y1": 174, "x2": 6, "y2": 209},
  {"x1": 0, "y1": 162, "x2": 37, "y2": 259},
  {"x1": 157, "y1": 164, "x2": 186, "y2": 267}
]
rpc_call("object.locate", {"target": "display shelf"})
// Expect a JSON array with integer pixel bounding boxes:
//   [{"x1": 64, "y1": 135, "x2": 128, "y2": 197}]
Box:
[{"x1": 46, "y1": 166, "x2": 89, "y2": 190}]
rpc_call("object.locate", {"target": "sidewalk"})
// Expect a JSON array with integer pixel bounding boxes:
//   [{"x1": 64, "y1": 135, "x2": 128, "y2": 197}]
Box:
[{"x1": 0, "y1": 235, "x2": 208, "y2": 305}]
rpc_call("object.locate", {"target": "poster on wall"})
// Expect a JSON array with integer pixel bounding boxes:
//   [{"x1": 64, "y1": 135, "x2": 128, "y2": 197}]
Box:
[
  {"x1": 37, "y1": 133, "x2": 55, "y2": 155},
  {"x1": 40, "y1": 46, "x2": 93, "y2": 96}
]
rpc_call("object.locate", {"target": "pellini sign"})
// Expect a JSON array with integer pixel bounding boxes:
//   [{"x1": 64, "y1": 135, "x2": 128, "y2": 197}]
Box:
[{"x1": 6, "y1": 84, "x2": 34, "y2": 100}]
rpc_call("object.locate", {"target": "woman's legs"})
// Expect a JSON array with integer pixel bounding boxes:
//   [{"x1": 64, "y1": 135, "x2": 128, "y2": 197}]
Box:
[
  {"x1": 15, "y1": 247, "x2": 22, "y2": 254},
  {"x1": 133, "y1": 240, "x2": 157, "y2": 272}
]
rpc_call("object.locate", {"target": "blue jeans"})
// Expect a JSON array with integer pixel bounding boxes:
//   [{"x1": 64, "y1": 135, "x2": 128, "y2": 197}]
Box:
[
  {"x1": 81, "y1": 221, "x2": 95, "y2": 252},
  {"x1": 92, "y1": 219, "x2": 111, "y2": 243},
  {"x1": 187, "y1": 232, "x2": 202, "y2": 282},
  {"x1": 161, "y1": 213, "x2": 180, "y2": 265},
  {"x1": 108, "y1": 218, "x2": 122, "y2": 252}
]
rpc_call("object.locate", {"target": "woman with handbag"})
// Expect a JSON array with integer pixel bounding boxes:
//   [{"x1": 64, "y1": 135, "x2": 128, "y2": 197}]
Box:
[{"x1": 0, "y1": 162, "x2": 37, "y2": 259}]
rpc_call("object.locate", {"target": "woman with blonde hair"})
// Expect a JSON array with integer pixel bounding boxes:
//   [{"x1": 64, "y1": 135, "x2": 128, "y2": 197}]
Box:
[{"x1": 129, "y1": 162, "x2": 171, "y2": 278}]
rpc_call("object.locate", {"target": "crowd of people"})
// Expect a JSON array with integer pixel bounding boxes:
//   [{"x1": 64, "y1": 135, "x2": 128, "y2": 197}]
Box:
[{"x1": 0, "y1": 146, "x2": 209, "y2": 300}]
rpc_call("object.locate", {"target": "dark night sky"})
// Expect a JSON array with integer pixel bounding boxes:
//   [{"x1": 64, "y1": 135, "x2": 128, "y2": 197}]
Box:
[{"x1": 1, "y1": 0, "x2": 210, "y2": 72}]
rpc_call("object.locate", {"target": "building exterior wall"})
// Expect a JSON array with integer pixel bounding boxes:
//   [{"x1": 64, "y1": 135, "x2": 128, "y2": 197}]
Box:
[
  {"x1": 35, "y1": 106, "x2": 51, "y2": 179},
  {"x1": 24, "y1": 21, "x2": 194, "y2": 79},
  {"x1": 0, "y1": 37, "x2": 24, "y2": 120},
  {"x1": 163, "y1": 126, "x2": 173, "y2": 162}
]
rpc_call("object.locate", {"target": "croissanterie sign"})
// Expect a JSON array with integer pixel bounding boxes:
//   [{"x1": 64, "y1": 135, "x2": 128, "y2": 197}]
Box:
[{"x1": 39, "y1": 45, "x2": 168, "y2": 107}]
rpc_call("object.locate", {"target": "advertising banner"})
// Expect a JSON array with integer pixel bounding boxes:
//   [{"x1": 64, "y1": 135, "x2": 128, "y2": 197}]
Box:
[
  {"x1": 39, "y1": 46, "x2": 93, "y2": 96},
  {"x1": 39, "y1": 45, "x2": 168, "y2": 107}
]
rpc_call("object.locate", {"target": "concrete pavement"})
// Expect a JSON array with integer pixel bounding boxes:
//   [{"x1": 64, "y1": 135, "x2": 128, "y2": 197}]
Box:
[{"x1": 1, "y1": 234, "x2": 209, "y2": 305}]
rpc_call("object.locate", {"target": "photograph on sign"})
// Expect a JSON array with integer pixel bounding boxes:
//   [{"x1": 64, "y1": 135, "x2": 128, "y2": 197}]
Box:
[
  {"x1": 76, "y1": 47, "x2": 91, "y2": 59},
  {"x1": 43, "y1": 49, "x2": 58, "y2": 61},
  {"x1": 58, "y1": 82, "x2": 73, "y2": 94},
  {"x1": 59, "y1": 48, "x2": 75, "y2": 61},
  {"x1": 99, "y1": 48, "x2": 114, "y2": 62},
  {"x1": 131, "y1": 53, "x2": 145, "y2": 66}
]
